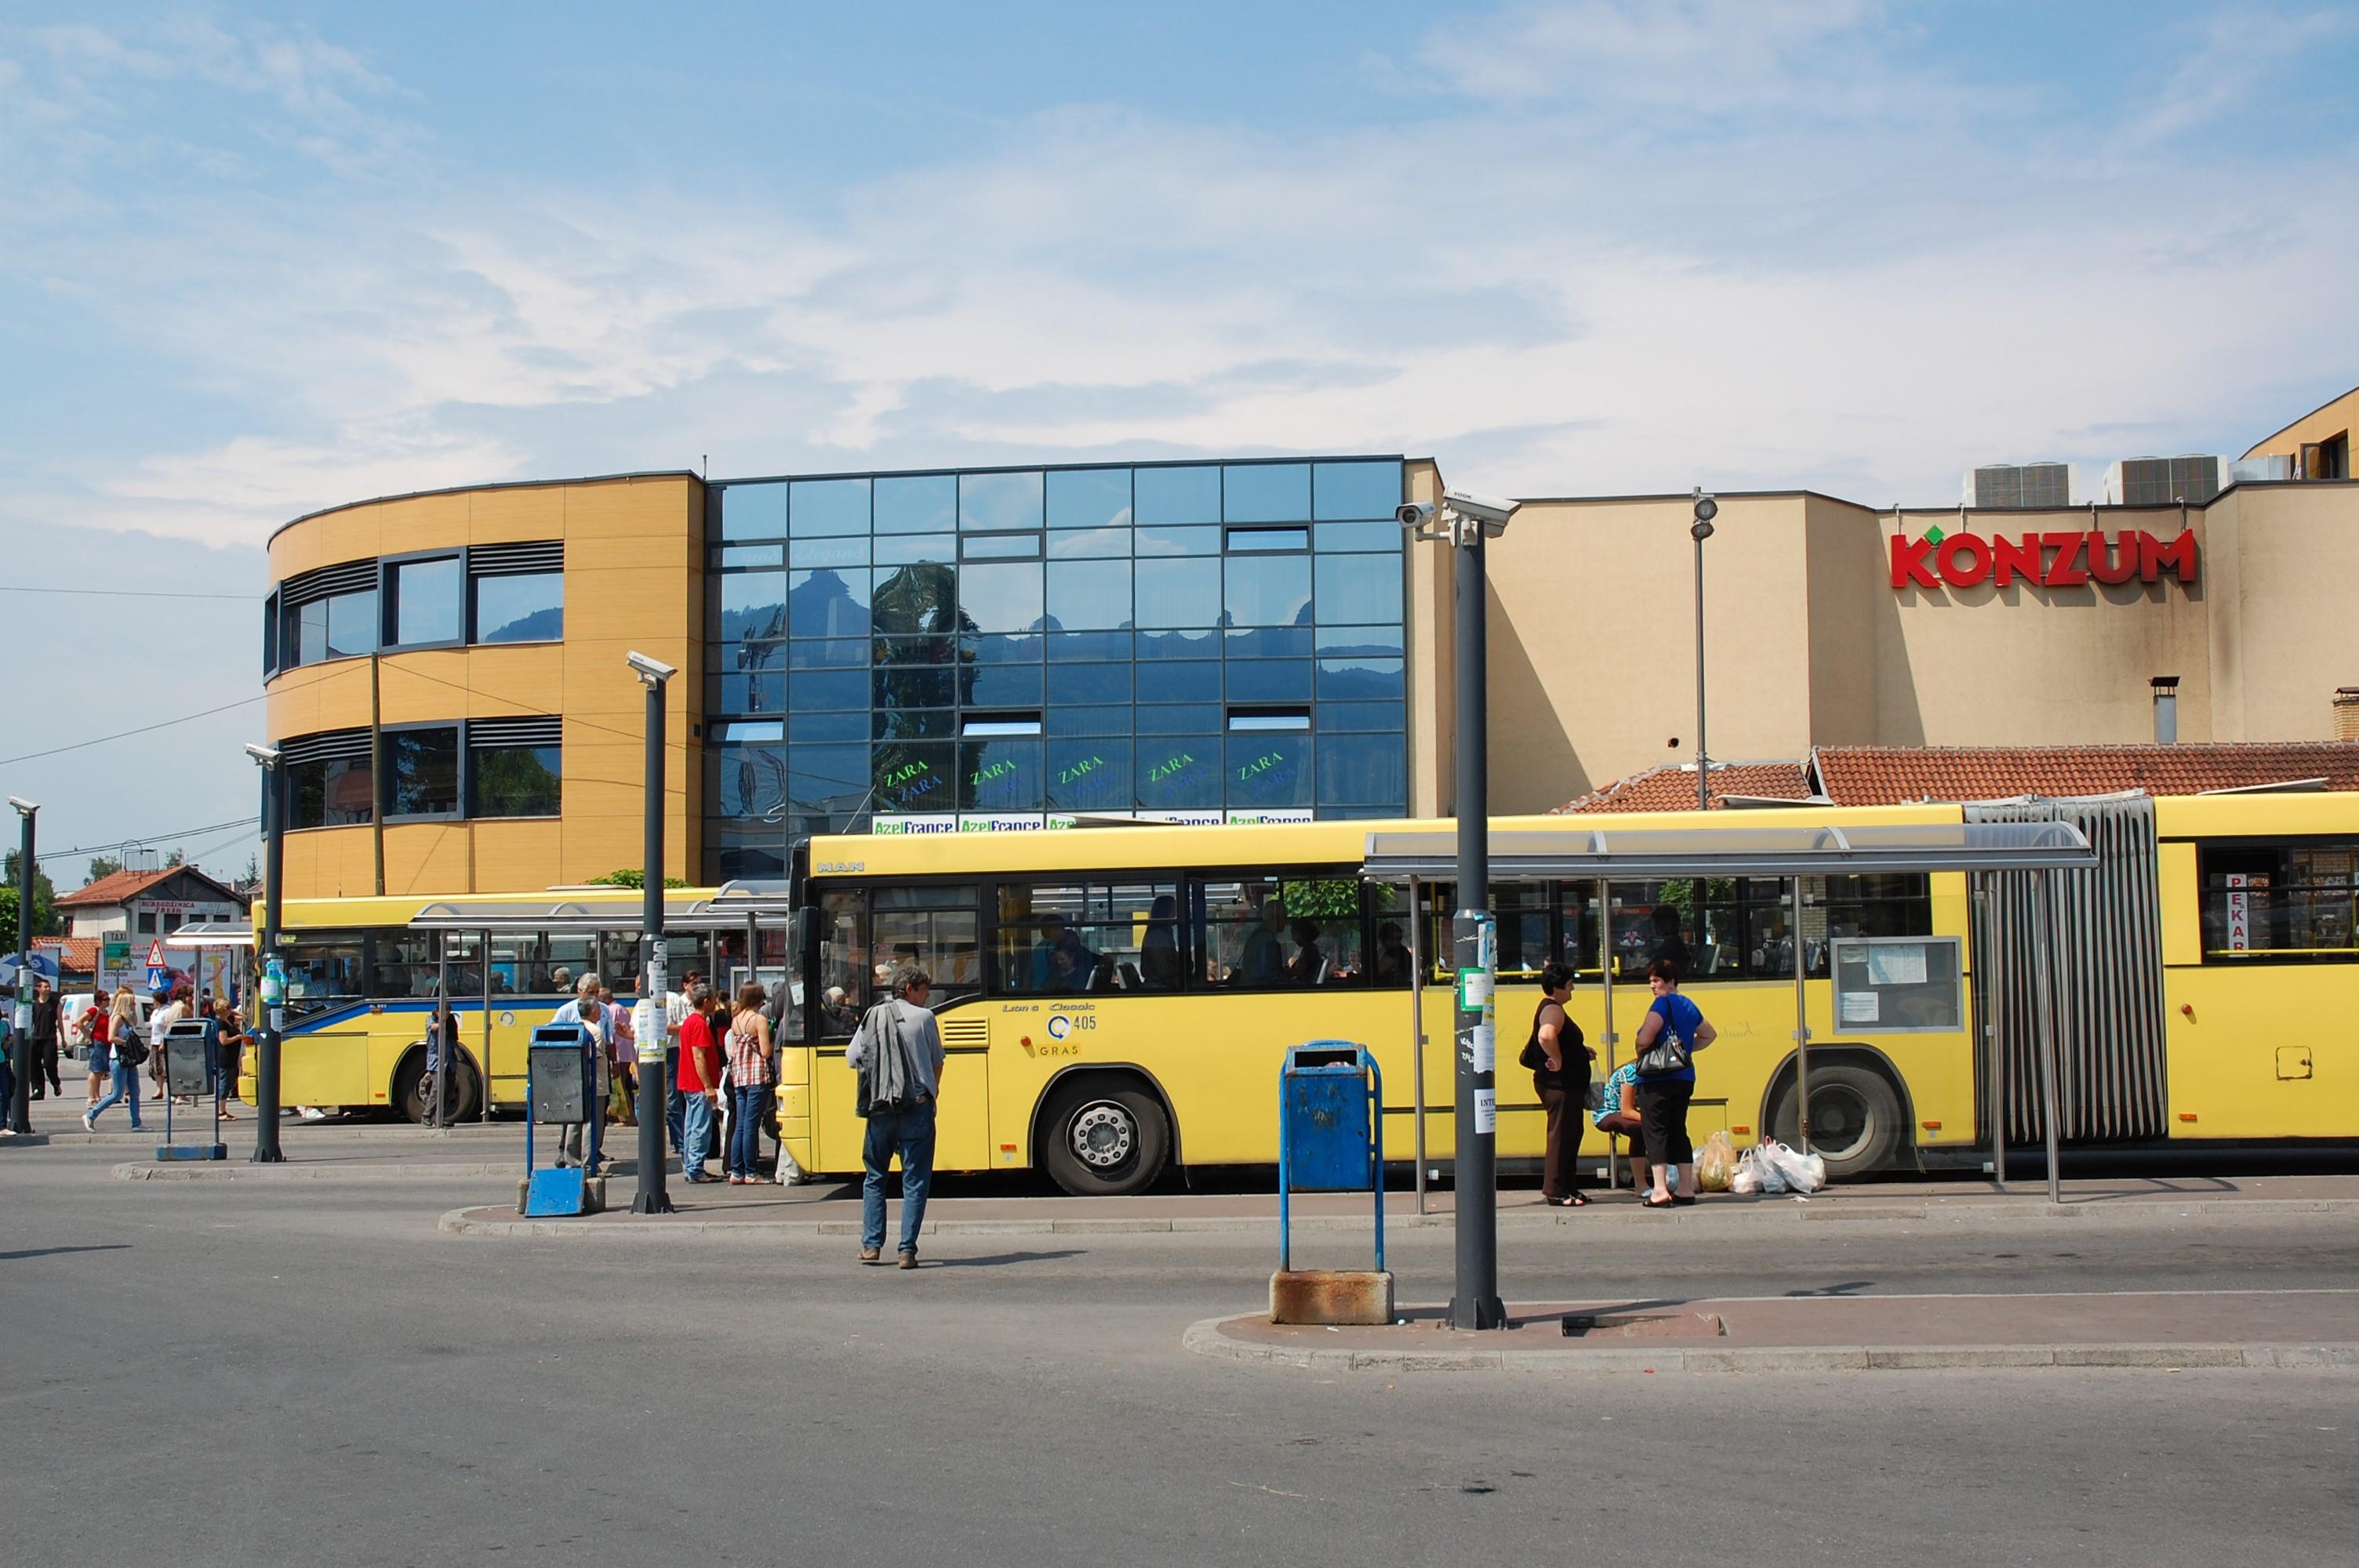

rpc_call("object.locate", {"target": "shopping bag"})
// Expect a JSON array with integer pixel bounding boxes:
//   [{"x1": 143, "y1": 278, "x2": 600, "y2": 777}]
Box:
[{"x1": 1695, "y1": 1129, "x2": 1737, "y2": 1192}]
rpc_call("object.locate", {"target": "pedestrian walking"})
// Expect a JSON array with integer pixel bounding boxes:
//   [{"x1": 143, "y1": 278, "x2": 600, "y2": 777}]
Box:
[
  {"x1": 1525, "y1": 963, "x2": 1594, "y2": 1207},
  {"x1": 1632, "y1": 956, "x2": 1716, "y2": 1209},
  {"x1": 676, "y1": 984, "x2": 723, "y2": 1182},
  {"x1": 722, "y1": 984, "x2": 773, "y2": 1184},
  {"x1": 78, "y1": 989, "x2": 112, "y2": 1109},
  {"x1": 85, "y1": 994, "x2": 146, "y2": 1131},
  {"x1": 31, "y1": 978, "x2": 62, "y2": 1099},
  {"x1": 847, "y1": 966, "x2": 945, "y2": 1268},
  {"x1": 546, "y1": 975, "x2": 609, "y2": 1171},
  {"x1": 0, "y1": 990, "x2": 17, "y2": 1132}
]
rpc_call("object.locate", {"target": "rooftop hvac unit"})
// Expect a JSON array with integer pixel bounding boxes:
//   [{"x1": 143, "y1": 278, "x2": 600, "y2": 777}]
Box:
[
  {"x1": 2103, "y1": 455, "x2": 2223, "y2": 506},
  {"x1": 1965, "y1": 463, "x2": 2072, "y2": 509}
]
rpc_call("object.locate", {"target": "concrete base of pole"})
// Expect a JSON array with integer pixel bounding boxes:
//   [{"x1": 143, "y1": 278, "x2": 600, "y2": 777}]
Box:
[{"x1": 1270, "y1": 1270, "x2": 1396, "y2": 1327}]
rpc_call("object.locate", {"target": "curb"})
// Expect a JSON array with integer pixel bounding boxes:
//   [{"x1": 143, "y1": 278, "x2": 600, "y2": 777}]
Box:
[
  {"x1": 1178, "y1": 1315, "x2": 2359, "y2": 1374},
  {"x1": 434, "y1": 1196, "x2": 2359, "y2": 1240},
  {"x1": 116, "y1": 1161, "x2": 522, "y2": 1181}
]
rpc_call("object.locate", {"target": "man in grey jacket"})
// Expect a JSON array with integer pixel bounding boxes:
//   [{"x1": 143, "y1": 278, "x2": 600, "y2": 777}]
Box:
[{"x1": 846, "y1": 966, "x2": 946, "y2": 1268}]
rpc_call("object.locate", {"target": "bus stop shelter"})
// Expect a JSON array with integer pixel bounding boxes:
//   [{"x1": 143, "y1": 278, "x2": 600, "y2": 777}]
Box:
[
  {"x1": 398, "y1": 881, "x2": 804, "y2": 1123},
  {"x1": 1359, "y1": 819, "x2": 2100, "y2": 1206}
]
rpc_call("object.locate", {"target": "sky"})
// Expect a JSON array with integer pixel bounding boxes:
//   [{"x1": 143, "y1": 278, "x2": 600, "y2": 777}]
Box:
[{"x1": 2, "y1": 0, "x2": 2355, "y2": 886}]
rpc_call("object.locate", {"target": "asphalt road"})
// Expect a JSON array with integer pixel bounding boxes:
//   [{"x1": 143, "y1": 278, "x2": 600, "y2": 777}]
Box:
[{"x1": 6, "y1": 1142, "x2": 2356, "y2": 1567}]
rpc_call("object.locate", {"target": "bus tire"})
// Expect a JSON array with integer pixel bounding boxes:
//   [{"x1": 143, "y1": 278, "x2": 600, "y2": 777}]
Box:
[
  {"x1": 395, "y1": 1051, "x2": 481, "y2": 1126},
  {"x1": 1038, "y1": 1079, "x2": 1169, "y2": 1197},
  {"x1": 1767, "y1": 1062, "x2": 1901, "y2": 1180}
]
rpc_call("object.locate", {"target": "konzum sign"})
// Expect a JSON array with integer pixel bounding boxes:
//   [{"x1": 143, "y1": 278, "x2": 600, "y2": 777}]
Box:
[{"x1": 1891, "y1": 528, "x2": 2198, "y2": 590}]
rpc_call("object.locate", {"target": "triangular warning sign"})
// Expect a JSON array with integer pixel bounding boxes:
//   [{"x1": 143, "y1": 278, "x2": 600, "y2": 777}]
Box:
[{"x1": 146, "y1": 939, "x2": 165, "y2": 967}]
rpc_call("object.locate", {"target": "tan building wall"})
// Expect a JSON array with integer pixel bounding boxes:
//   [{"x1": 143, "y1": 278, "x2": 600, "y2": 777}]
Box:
[
  {"x1": 1407, "y1": 479, "x2": 2359, "y2": 813},
  {"x1": 2241, "y1": 386, "x2": 2357, "y2": 463},
  {"x1": 266, "y1": 474, "x2": 707, "y2": 900}
]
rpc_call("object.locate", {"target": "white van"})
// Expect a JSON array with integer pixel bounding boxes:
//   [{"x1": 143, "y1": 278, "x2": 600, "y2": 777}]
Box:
[{"x1": 58, "y1": 992, "x2": 155, "y2": 1059}]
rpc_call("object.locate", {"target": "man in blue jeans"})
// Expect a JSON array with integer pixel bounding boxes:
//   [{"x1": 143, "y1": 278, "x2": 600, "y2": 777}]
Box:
[
  {"x1": 675, "y1": 985, "x2": 722, "y2": 1181},
  {"x1": 846, "y1": 967, "x2": 946, "y2": 1269}
]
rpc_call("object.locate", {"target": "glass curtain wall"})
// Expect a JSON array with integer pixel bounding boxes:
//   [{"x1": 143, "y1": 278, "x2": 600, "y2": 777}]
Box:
[{"x1": 704, "y1": 459, "x2": 1408, "y2": 880}]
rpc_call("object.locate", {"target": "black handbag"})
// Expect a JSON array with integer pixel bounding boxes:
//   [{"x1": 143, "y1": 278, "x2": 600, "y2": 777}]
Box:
[{"x1": 1636, "y1": 1002, "x2": 1692, "y2": 1077}]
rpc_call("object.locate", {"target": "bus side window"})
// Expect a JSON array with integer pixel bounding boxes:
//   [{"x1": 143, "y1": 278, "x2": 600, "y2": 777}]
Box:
[{"x1": 873, "y1": 884, "x2": 982, "y2": 1007}]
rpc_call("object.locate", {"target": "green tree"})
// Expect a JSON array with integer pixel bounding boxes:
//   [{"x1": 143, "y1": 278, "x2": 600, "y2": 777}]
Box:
[
  {"x1": 584, "y1": 869, "x2": 688, "y2": 891},
  {"x1": 87, "y1": 855, "x2": 122, "y2": 883},
  {"x1": 165, "y1": 848, "x2": 186, "y2": 868},
  {"x1": 0, "y1": 850, "x2": 60, "y2": 940}
]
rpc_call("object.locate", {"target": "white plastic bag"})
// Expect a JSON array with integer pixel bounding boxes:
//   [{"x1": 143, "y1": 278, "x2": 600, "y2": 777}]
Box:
[
  {"x1": 1728, "y1": 1161, "x2": 1762, "y2": 1195},
  {"x1": 1753, "y1": 1138, "x2": 1823, "y2": 1195},
  {"x1": 1737, "y1": 1144, "x2": 1787, "y2": 1193}
]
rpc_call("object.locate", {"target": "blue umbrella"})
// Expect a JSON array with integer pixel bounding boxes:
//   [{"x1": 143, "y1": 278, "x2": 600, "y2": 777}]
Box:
[{"x1": 0, "y1": 952, "x2": 63, "y2": 986}]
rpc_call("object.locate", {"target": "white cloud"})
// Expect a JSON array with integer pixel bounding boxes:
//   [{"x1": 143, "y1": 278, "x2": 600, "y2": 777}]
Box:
[{"x1": 5, "y1": 2, "x2": 2357, "y2": 556}]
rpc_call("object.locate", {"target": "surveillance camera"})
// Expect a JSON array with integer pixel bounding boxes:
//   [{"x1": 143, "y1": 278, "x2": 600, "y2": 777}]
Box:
[
  {"x1": 1396, "y1": 501, "x2": 1436, "y2": 528},
  {"x1": 6, "y1": 796, "x2": 35, "y2": 815},
  {"x1": 243, "y1": 742, "x2": 282, "y2": 768},
  {"x1": 1442, "y1": 488, "x2": 1520, "y2": 530},
  {"x1": 625, "y1": 651, "x2": 678, "y2": 684}
]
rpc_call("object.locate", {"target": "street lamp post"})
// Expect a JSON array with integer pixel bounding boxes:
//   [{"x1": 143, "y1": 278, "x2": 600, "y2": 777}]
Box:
[
  {"x1": 1690, "y1": 489, "x2": 1717, "y2": 811},
  {"x1": 245, "y1": 745, "x2": 287, "y2": 1162},
  {"x1": 627, "y1": 651, "x2": 678, "y2": 1217},
  {"x1": 1401, "y1": 488, "x2": 1520, "y2": 1331},
  {"x1": 8, "y1": 797, "x2": 35, "y2": 1136}
]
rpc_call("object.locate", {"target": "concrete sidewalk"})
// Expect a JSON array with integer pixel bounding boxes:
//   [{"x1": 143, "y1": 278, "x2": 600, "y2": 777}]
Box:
[
  {"x1": 1184, "y1": 1290, "x2": 2359, "y2": 1373},
  {"x1": 433, "y1": 1170, "x2": 2359, "y2": 1239}
]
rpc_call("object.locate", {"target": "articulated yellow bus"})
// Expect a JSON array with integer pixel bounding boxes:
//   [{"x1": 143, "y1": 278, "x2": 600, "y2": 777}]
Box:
[{"x1": 249, "y1": 794, "x2": 2355, "y2": 1190}]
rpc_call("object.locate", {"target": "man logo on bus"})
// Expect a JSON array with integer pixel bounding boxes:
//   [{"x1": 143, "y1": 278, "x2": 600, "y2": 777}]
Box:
[{"x1": 1891, "y1": 527, "x2": 2197, "y2": 591}]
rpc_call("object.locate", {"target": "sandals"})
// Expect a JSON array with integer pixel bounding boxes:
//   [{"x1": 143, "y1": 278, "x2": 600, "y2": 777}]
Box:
[
  {"x1": 1642, "y1": 1194, "x2": 1677, "y2": 1210},
  {"x1": 1545, "y1": 1192, "x2": 1590, "y2": 1208}
]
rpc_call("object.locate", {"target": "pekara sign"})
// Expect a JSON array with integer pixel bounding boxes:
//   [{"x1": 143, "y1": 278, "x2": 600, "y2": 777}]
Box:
[{"x1": 1891, "y1": 524, "x2": 2198, "y2": 592}]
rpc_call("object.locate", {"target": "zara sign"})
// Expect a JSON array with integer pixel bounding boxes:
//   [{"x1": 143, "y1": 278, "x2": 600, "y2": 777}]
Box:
[{"x1": 1891, "y1": 526, "x2": 2199, "y2": 591}]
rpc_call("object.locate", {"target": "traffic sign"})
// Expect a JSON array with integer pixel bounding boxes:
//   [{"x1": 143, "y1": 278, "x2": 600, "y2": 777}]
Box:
[{"x1": 145, "y1": 939, "x2": 165, "y2": 968}]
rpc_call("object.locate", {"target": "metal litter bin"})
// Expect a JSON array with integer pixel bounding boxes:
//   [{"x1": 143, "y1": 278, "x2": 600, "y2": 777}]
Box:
[{"x1": 1271, "y1": 1043, "x2": 1390, "y2": 1323}]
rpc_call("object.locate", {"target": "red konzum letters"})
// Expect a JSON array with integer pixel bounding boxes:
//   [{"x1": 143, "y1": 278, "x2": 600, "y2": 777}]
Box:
[{"x1": 1890, "y1": 529, "x2": 2198, "y2": 590}]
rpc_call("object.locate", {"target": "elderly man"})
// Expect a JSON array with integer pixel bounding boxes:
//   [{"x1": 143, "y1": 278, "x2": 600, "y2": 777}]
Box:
[{"x1": 547, "y1": 975, "x2": 610, "y2": 1172}]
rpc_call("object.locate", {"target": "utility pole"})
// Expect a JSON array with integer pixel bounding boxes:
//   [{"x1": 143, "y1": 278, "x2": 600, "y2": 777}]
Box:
[
  {"x1": 1691, "y1": 489, "x2": 1717, "y2": 811},
  {"x1": 8, "y1": 797, "x2": 35, "y2": 1135},
  {"x1": 245, "y1": 746, "x2": 286, "y2": 1161},
  {"x1": 1401, "y1": 488, "x2": 1519, "y2": 1331},
  {"x1": 627, "y1": 652, "x2": 678, "y2": 1215}
]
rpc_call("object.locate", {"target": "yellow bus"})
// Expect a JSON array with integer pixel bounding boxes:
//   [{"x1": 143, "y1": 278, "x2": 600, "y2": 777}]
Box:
[{"x1": 249, "y1": 793, "x2": 2357, "y2": 1189}]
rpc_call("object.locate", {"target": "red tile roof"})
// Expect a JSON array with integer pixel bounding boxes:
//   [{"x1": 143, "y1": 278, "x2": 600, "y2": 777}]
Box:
[
  {"x1": 55, "y1": 865, "x2": 245, "y2": 909},
  {"x1": 55, "y1": 867, "x2": 181, "y2": 908},
  {"x1": 32, "y1": 936, "x2": 98, "y2": 974},
  {"x1": 1811, "y1": 742, "x2": 2359, "y2": 804},
  {"x1": 1559, "y1": 742, "x2": 2359, "y2": 814},
  {"x1": 1556, "y1": 760, "x2": 1818, "y2": 814}
]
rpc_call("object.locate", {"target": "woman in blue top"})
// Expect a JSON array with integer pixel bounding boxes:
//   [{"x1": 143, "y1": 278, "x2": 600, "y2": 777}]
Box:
[{"x1": 1632, "y1": 956, "x2": 1715, "y2": 1208}]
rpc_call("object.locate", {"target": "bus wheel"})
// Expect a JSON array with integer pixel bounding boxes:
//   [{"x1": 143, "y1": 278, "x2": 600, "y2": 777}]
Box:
[
  {"x1": 1039, "y1": 1080, "x2": 1169, "y2": 1197},
  {"x1": 396, "y1": 1055, "x2": 480, "y2": 1125},
  {"x1": 1768, "y1": 1063, "x2": 1901, "y2": 1180}
]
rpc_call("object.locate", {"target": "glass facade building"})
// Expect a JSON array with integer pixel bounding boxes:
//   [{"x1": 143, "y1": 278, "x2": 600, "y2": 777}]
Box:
[{"x1": 704, "y1": 457, "x2": 1409, "y2": 880}]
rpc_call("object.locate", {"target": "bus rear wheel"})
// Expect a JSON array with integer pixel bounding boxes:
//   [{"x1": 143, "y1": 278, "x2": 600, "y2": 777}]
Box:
[
  {"x1": 1038, "y1": 1080, "x2": 1169, "y2": 1197},
  {"x1": 1767, "y1": 1062, "x2": 1902, "y2": 1180}
]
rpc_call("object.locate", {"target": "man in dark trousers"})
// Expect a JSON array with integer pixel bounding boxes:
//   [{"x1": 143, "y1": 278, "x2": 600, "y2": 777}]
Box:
[{"x1": 31, "y1": 978, "x2": 61, "y2": 1100}]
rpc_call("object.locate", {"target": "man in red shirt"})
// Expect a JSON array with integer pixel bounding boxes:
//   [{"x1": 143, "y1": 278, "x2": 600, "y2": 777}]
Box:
[{"x1": 676, "y1": 985, "x2": 725, "y2": 1183}]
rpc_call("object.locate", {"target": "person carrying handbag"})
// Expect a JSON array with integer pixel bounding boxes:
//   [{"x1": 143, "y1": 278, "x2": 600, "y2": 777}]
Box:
[
  {"x1": 1520, "y1": 963, "x2": 1595, "y2": 1207},
  {"x1": 1631, "y1": 956, "x2": 1715, "y2": 1209}
]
